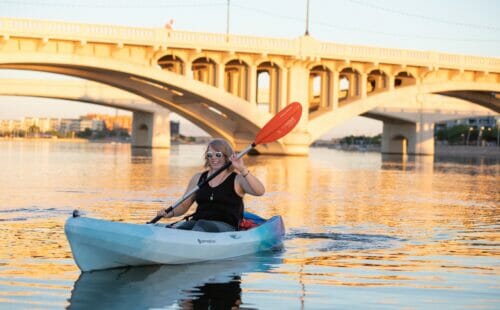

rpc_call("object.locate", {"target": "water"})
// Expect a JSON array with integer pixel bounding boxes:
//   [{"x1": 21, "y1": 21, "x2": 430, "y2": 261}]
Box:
[{"x1": 0, "y1": 140, "x2": 498, "y2": 309}]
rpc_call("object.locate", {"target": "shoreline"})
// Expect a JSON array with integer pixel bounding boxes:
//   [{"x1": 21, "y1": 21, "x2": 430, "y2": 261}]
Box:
[
  {"x1": 0, "y1": 136, "x2": 209, "y2": 145},
  {"x1": 434, "y1": 145, "x2": 500, "y2": 157},
  {"x1": 2, "y1": 137, "x2": 499, "y2": 157},
  {"x1": 313, "y1": 143, "x2": 500, "y2": 157}
]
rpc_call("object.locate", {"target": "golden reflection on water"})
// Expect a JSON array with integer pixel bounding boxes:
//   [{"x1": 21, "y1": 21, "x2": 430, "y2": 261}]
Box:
[{"x1": 0, "y1": 141, "x2": 498, "y2": 308}]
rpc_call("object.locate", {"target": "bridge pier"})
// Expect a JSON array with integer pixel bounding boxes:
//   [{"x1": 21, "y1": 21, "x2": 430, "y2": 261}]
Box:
[
  {"x1": 131, "y1": 109, "x2": 170, "y2": 149},
  {"x1": 381, "y1": 121, "x2": 434, "y2": 155}
]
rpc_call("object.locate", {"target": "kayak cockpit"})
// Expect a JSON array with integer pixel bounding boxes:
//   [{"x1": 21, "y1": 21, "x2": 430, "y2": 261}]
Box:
[{"x1": 156, "y1": 211, "x2": 267, "y2": 231}]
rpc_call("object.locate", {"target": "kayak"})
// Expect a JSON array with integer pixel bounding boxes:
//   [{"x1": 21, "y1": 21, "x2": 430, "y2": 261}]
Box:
[{"x1": 64, "y1": 211, "x2": 285, "y2": 272}]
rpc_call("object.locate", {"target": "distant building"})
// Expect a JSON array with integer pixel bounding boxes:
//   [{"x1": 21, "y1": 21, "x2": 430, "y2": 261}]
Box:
[
  {"x1": 60, "y1": 118, "x2": 80, "y2": 134},
  {"x1": 83, "y1": 113, "x2": 132, "y2": 134},
  {"x1": 1, "y1": 113, "x2": 182, "y2": 138},
  {"x1": 49, "y1": 118, "x2": 60, "y2": 132},
  {"x1": 0, "y1": 119, "x2": 24, "y2": 136},
  {"x1": 92, "y1": 119, "x2": 105, "y2": 131},
  {"x1": 0, "y1": 120, "x2": 10, "y2": 133},
  {"x1": 79, "y1": 118, "x2": 93, "y2": 132},
  {"x1": 22, "y1": 116, "x2": 36, "y2": 130},
  {"x1": 38, "y1": 118, "x2": 50, "y2": 132},
  {"x1": 12, "y1": 120, "x2": 22, "y2": 132},
  {"x1": 436, "y1": 116, "x2": 499, "y2": 130}
]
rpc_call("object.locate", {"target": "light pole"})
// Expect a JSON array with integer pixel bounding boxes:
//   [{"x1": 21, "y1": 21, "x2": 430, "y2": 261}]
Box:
[
  {"x1": 226, "y1": 0, "x2": 230, "y2": 41},
  {"x1": 497, "y1": 126, "x2": 499, "y2": 147},
  {"x1": 466, "y1": 127, "x2": 473, "y2": 145},
  {"x1": 487, "y1": 127, "x2": 492, "y2": 146},
  {"x1": 497, "y1": 119, "x2": 500, "y2": 147},
  {"x1": 305, "y1": 0, "x2": 310, "y2": 36},
  {"x1": 477, "y1": 126, "x2": 484, "y2": 146}
]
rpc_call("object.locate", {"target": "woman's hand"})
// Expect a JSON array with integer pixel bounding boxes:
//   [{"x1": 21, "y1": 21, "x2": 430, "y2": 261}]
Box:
[
  {"x1": 157, "y1": 208, "x2": 168, "y2": 218},
  {"x1": 229, "y1": 153, "x2": 247, "y2": 174}
]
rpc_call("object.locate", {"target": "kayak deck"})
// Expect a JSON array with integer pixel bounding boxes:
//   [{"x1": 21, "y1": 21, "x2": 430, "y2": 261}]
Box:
[{"x1": 65, "y1": 212, "x2": 285, "y2": 272}]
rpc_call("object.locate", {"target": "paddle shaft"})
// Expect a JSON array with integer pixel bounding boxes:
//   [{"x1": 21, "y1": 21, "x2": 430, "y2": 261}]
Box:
[{"x1": 147, "y1": 143, "x2": 255, "y2": 224}]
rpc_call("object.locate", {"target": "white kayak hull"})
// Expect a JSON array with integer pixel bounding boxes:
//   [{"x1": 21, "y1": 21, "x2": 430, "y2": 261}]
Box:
[{"x1": 65, "y1": 213, "x2": 285, "y2": 272}]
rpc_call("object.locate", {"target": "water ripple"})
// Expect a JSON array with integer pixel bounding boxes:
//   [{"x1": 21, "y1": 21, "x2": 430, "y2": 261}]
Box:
[
  {"x1": 0, "y1": 207, "x2": 71, "y2": 222},
  {"x1": 286, "y1": 230, "x2": 403, "y2": 252}
]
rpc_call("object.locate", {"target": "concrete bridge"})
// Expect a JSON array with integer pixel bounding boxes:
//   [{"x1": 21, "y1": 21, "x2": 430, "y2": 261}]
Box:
[{"x1": 0, "y1": 17, "x2": 498, "y2": 155}]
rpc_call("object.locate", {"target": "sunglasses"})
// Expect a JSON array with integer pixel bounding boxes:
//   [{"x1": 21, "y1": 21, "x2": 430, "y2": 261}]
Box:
[{"x1": 206, "y1": 151, "x2": 224, "y2": 159}]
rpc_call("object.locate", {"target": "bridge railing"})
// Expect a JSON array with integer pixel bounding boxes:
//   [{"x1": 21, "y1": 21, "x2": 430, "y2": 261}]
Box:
[
  {"x1": 1, "y1": 17, "x2": 499, "y2": 73},
  {"x1": 0, "y1": 18, "x2": 157, "y2": 45}
]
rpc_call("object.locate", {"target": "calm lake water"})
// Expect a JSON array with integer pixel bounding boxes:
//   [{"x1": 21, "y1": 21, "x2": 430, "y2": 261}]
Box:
[{"x1": 0, "y1": 140, "x2": 498, "y2": 309}]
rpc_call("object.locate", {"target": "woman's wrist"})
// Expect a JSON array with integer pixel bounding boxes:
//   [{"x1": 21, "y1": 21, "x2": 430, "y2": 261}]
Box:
[{"x1": 241, "y1": 169, "x2": 250, "y2": 177}]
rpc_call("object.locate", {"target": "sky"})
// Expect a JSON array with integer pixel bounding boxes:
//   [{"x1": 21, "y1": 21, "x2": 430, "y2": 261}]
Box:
[{"x1": 0, "y1": 0, "x2": 499, "y2": 138}]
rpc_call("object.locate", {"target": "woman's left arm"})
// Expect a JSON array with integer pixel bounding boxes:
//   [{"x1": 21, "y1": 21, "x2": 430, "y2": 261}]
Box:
[
  {"x1": 229, "y1": 154, "x2": 265, "y2": 196},
  {"x1": 238, "y1": 170, "x2": 265, "y2": 196}
]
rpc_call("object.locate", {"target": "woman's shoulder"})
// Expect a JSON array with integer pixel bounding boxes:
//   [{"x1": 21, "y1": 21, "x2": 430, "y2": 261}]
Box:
[
  {"x1": 192, "y1": 170, "x2": 210, "y2": 183},
  {"x1": 187, "y1": 171, "x2": 204, "y2": 184}
]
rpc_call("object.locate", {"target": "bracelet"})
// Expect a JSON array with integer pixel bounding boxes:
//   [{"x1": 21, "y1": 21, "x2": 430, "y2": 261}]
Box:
[{"x1": 242, "y1": 170, "x2": 250, "y2": 177}]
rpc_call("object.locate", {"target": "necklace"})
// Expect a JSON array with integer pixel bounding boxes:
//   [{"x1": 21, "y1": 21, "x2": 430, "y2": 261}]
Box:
[
  {"x1": 208, "y1": 170, "x2": 225, "y2": 202},
  {"x1": 207, "y1": 167, "x2": 230, "y2": 202}
]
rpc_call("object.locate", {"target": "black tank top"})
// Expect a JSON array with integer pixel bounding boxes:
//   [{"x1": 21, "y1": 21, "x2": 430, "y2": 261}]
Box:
[{"x1": 193, "y1": 171, "x2": 244, "y2": 229}]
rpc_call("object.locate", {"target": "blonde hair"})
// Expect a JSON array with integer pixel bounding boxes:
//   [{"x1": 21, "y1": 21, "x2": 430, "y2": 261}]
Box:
[{"x1": 203, "y1": 138, "x2": 235, "y2": 170}]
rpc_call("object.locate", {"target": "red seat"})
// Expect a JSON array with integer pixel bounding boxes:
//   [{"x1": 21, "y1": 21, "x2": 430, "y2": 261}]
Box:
[{"x1": 239, "y1": 218, "x2": 258, "y2": 230}]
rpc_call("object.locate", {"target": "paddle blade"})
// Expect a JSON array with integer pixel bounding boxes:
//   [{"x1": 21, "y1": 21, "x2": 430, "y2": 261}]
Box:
[{"x1": 255, "y1": 102, "x2": 302, "y2": 145}]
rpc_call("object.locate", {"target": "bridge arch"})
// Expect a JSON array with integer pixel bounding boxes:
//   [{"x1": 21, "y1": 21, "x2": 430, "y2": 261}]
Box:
[
  {"x1": 256, "y1": 61, "x2": 281, "y2": 114},
  {"x1": 307, "y1": 81, "x2": 500, "y2": 142},
  {"x1": 395, "y1": 71, "x2": 416, "y2": 88},
  {"x1": 224, "y1": 59, "x2": 249, "y2": 100},
  {"x1": 367, "y1": 69, "x2": 389, "y2": 95},
  {"x1": 157, "y1": 54, "x2": 185, "y2": 75},
  {"x1": 338, "y1": 67, "x2": 361, "y2": 104},
  {"x1": 0, "y1": 53, "x2": 286, "y2": 153},
  {"x1": 192, "y1": 57, "x2": 217, "y2": 86},
  {"x1": 308, "y1": 65, "x2": 331, "y2": 114}
]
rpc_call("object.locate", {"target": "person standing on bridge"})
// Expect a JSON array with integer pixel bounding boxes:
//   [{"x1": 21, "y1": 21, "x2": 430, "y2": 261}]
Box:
[{"x1": 156, "y1": 138, "x2": 265, "y2": 232}]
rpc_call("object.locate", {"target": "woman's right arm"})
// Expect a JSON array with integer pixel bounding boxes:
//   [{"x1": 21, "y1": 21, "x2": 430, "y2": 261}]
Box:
[{"x1": 157, "y1": 173, "x2": 201, "y2": 218}]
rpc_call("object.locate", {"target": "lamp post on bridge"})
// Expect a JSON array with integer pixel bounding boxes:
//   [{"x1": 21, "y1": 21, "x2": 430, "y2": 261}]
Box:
[
  {"x1": 305, "y1": 0, "x2": 310, "y2": 36},
  {"x1": 226, "y1": 0, "x2": 231, "y2": 41}
]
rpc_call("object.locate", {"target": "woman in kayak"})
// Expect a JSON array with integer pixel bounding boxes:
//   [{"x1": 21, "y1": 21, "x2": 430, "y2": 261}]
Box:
[{"x1": 156, "y1": 138, "x2": 265, "y2": 232}]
